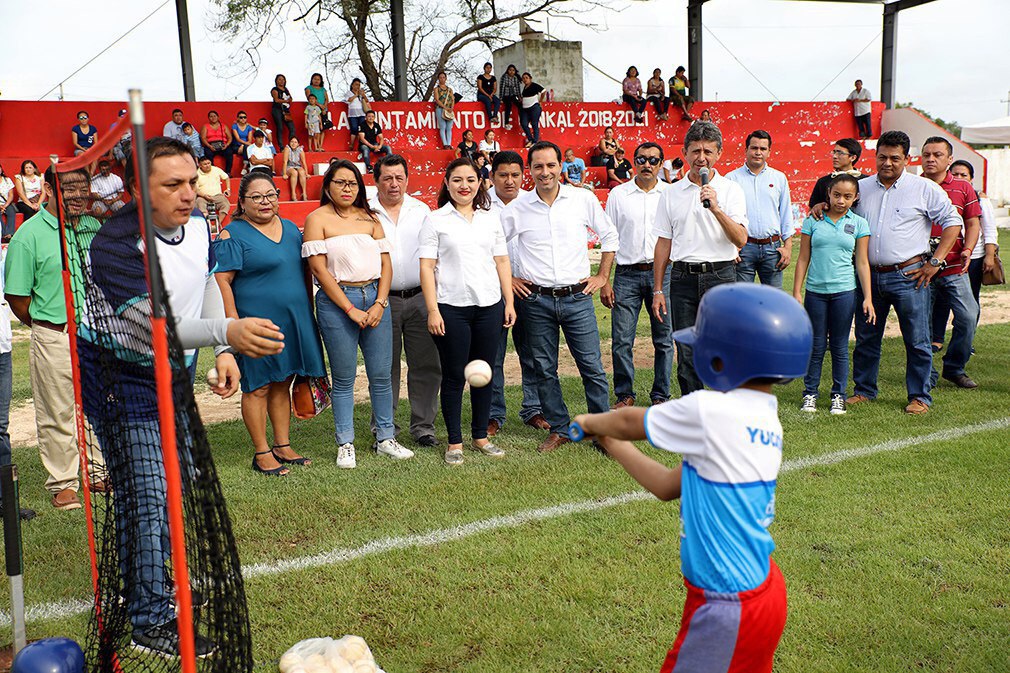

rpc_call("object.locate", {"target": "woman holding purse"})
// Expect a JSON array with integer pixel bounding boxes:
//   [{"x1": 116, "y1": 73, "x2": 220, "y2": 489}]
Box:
[{"x1": 434, "y1": 72, "x2": 456, "y2": 149}]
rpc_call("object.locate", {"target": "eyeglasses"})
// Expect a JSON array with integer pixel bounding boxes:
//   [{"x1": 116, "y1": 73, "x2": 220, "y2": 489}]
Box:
[
  {"x1": 330, "y1": 179, "x2": 358, "y2": 191},
  {"x1": 831, "y1": 150, "x2": 851, "y2": 157},
  {"x1": 245, "y1": 192, "x2": 279, "y2": 203},
  {"x1": 635, "y1": 156, "x2": 661, "y2": 166}
]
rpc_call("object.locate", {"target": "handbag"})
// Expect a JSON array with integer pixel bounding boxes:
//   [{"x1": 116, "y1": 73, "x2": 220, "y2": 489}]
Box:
[
  {"x1": 210, "y1": 141, "x2": 226, "y2": 151},
  {"x1": 982, "y1": 245, "x2": 1005, "y2": 286},
  {"x1": 441, "y1": 107, "x2": 455, "y2": 121},
  {"x1": 291, "y1": 375, "x2": 331, "y2": 420},
  {"x1": 321, "y1": 111, "x2": 334, "y2": 130}
]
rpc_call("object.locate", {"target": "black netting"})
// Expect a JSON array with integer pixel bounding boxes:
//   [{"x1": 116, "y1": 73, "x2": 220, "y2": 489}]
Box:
[{"x1": 55, "y1": 115, "x2": 253, "y2": 672}]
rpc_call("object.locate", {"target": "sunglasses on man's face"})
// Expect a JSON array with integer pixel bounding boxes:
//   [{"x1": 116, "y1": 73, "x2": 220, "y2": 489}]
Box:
[{"x1": 635, "y1": 156, "x2": 661, "y2": 166}]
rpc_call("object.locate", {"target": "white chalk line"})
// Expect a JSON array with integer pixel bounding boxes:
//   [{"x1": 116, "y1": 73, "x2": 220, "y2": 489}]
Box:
[{"x1": 3, "y1": 417, "x2": 1008, "y2": 627}]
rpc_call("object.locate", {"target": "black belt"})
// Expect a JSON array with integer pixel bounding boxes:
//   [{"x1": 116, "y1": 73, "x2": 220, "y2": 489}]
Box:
[
  {"x1": 671, "y1": 260, "x2": 735, "y2": 274},
  {"x1": 873, "y1": 254, "x2": 927, "y2": 273},
  {"x1": 747, "y1": 234, "x2": 782, "y2": 245},
  {"x1": 529, "y1": 282, "x2": 588, "y2": 297},
  {"x1": 389, "y1": 286, "x2": 422, "y2": 299},
  {"x1": 617, "y1": 262, "x2": 653, "y2": 272},
  {"x1": 33, "y1": 320, "x2": 68, "y2": 333}
]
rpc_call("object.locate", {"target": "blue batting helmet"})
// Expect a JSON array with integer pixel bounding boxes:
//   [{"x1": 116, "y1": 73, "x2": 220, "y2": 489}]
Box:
[
  {"x1": 672, "y1": 284, "x2": 813, "y2": 392},
  {"x1": 12, "y1": 638, "x2": 85, "y2": 673}
]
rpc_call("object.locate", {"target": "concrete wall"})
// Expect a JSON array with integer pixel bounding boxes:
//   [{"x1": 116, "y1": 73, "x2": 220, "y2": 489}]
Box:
[
  {"x1": 493, "y1": 39, "x2": 584, "y2": 102},
  {"x1": 978, "y1": 148, "x2": 1010, "y2": 206},
  {"x1": 882, "y1": 107, "x2": 988, "y2": 193}
]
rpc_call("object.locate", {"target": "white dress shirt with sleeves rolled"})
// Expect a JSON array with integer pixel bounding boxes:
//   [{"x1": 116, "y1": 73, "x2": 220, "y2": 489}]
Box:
[
  {"x1": 652, "y1": 171, "x2": 747, "y2": 263},
  {"x1": 853, "y1": 171, "x2": 962, "y2": 266},
  {"x1": 500, "y1": 184, "x2": 619, "y2": 287},
  {"x1": 974, "y1": 196, "x2": 998, "y2": 260},
  {"x1": 419, "y1": 203, "x2": 508, "y2": 308},
  {"x1": 726, "y1": 164, "x2": 793, "y2": 240},
  {"x1": 368, "y1": 193, "x2": 431, "y2": 291},
  {"x1": 606, "y1": 179, "x2": 669, "y2": 265}
]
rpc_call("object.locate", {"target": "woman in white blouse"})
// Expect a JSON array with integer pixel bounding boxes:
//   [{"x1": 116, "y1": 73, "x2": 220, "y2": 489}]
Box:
[
  {"x1": 303, "y1": 159, "x2": 413, "y2": 469},
  {"x1": 420, "y1": 158, "x2": 516, "y2": 465}
]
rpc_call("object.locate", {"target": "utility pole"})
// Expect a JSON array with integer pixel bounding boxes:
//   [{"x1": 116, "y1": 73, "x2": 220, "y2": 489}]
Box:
[
  {"x1": 390, "y1": 0, "x2": 408, "y2": 100},
  {"x1": 176, "y1": 0, "x2": 196, "y2": 101}
]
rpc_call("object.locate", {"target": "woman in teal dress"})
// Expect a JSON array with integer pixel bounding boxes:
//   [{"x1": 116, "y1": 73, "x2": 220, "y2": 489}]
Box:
[{"x1": 214, "y1": 172, "x2": 326, "y2": 476}]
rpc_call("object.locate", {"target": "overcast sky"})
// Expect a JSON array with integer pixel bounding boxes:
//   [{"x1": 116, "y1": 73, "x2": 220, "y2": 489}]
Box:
[{"x1": 3, "y1": 0, "x2": 1007, "y2": 127}]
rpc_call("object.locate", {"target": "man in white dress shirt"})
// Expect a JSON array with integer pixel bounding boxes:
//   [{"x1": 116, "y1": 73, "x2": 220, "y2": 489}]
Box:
[
  {"x1": 651, "y1": 121, "x2": 748, "y2": 396},
  {"x1": 488, "y1": 151, "x2": 549, "y2": 437},
  {"x1": 500, "y1": 141, "x2": 619, "y2": 453},
  {"x1": 846, "y1": 79, "x2": 873, "y2": 139},
  {"x1": 368, "y1": 155, "x2": 441, "y2": 447},
  {"x1": 604, "y1": 141, "x2": 673, "y2": 408}
]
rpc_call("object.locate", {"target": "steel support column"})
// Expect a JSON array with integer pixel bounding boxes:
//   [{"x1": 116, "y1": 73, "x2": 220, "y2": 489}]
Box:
[
  {"x1": 687, "y1": 0, "x2": 708, "y2": 101},
  {"x1": 880, "y1": 2, "x2": 898, "y2": 109},
  {"x1": 175, "y1": 0, "x2": 196, "y2": 102},
  {"x1": 391, "y1": 0, "x2": 408, "y2": 101}
]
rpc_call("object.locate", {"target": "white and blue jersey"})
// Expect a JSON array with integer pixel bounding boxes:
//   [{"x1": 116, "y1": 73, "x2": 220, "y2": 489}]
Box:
[{"x1": 644, "y1": 388, "x2": 782, "y2": 594}]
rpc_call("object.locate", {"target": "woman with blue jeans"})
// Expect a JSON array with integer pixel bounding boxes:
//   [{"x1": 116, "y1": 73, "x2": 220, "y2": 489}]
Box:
[
  {"x1": 303, "y1": 160, "x2": 413, "y2": 469},
  {"x1": 434, "y1": 72, "x2": 455, "y2": 149},
  {"x1": 792, "y1": 174, "x2": 875, "y2": 415},
  {"x1": 519, "y1": 72, "x2": 546, "y2": 148}
]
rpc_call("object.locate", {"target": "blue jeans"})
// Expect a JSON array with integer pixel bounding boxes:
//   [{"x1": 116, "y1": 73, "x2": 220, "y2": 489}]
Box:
[
  {"x1": 436, "y1": 114, "x2": 454, "y2": 147},
  {"x1": 669, "y1": 263, "x2": 737, "y2": 395},
  {"x1": 518, "y1": 291, "x2": 609, "y2": 436},
  {"x1": 520, "y1": 104, "x2": 542, "y2": 144},
  {"x1": 0, "y1": 351, "x2": 11, "y2": 465},
  {"x1": 360, "y1": 144, "x2": 391, "y2": 168},
  {"x1": 490, "y1": 312, "x2": 543, "y2": 426},
  {"x1": 932, "y1": 257, "x2": 984, "y2": 341},
  {"x1": 90, "y1": 416, "x2": 175, "y2": 632},
  {"x1": 928, "y1": 272, "x2": 977, "y2": 385},
  {"x1": 736, "y1": 240, "x2": 783, "y2": 288},
  {"x1": 477, "y1": 91, "x2": 500, "y2": 121},
  {"x1": 852, "y1": 265, "x2": 933, "y2": 405},
  {"x1": 802, "y1": 290, "x2": 856, "y2": 397},
  {"x1": 315, "y1": 283, "x2": 394, "y2": 445},
  {"x1": 611, "y1": 266, "x2": 673, "y2": 403},
  {"x1": 2, "y1": 203, "x2": 16, "y2": 238}
]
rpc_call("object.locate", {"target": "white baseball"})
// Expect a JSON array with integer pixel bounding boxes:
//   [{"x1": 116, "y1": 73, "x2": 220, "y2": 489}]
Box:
[
  {"x1": 464, "y1": 359, "x2": 492, "y2": 388},
  {"x1": 206, "y1": 367, "x2": 220, "y2": 387}
]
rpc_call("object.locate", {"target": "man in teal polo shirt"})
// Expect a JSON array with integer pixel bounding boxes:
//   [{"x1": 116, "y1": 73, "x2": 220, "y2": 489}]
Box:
[{"x1": 4, "y1": 167, "x2": 106, "y2": 510}]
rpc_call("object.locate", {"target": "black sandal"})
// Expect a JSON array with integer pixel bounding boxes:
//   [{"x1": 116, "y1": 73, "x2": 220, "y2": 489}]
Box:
[
  {"x1": 252, "y1": 450, "x2": 289, "y2": 476},
  {"x1": 272, "y1": 444, "x2": 312, "y2": 466}
]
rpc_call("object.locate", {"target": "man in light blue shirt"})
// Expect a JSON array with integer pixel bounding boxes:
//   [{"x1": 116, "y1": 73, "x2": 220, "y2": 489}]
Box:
[
  {"x1": 727, "y1": 130, "x2": 793, "y2": 288},
  {"x1": 848, "y1": 130, "x2": 962, "y2": 414}
]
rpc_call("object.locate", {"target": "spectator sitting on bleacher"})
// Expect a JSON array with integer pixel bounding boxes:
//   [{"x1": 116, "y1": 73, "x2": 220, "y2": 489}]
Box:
[
  {"x1": 456, "y1": 129, "x2": 480, "y2": 162},
  {"x1": 669, "y1": 66, "x2": 694, "y2": 121},
  {"x1": 195, "y1": 156, "x2": 232, "y2": 221},
  {"x1": 110, "y1": 109, "x2": 131, "y2": 168},
  {"x1": 247, "y1": 131, "x2": 275, "y2": 173},
  {"x1": 201, "y1": 110, "x2": 235, "y2": 175},
  {"x1": 14, "y1": 161, "x2": 43, "y2": 221},
  {"x1": 180, "y1": 122, "x2": 204, "y2": 159},
  {"x1": 72, "y1": 110, "x2": 98, "y2": 157},
  {"x1": 479, "y1": 129, "x2": 500, "y2": 163},
  {"x1": 662, "y1": 156, "x2": 684, "y2": 183},
  {"x1": 646, "y1": 69, "x2": 670, "y2": 121},
  {"x1": 621, "y1": 67, "x2": 648, "y2": 124},
  {"x1": 231, "y1": 111, "x2": 255, "y2": 174},
  {"x1": 282, "y1": 137, "x2": 309, "y2": 201},
  {"x1": 606, "y1": 148, "x2": 633, "y2": 189},
  {"x1": 358, "y1": 110, "x2": 392, "y2": 171},
  {"x1": 475, "y1": 154, "x2": 492, "y2": 190},
  {"x1": 1, "y1": 165, "x2": 16, "y2": 242},
  {"x1": 700, "y1": 109, "x2": 712, "y2": 122},
  {"x1": 562, "y1": 148, "x2": 593, "y2": 190},
  {"x1": 162, "y1": 108, "x2": 186, "y2": 141},
  {"x1": 593, "y1": 126, "x2": 621, "y2": 167},
  {"x1": 257, "y1": 118, "x2": 275, "y2": 150},
  {"x1": 90, "y1": 160, "x2": 125, "y2": 216}
]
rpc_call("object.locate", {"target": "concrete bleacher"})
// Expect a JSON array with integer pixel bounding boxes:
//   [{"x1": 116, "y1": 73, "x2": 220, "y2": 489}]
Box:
[{"x1": 0, "y1": 99, "x2": 885, "y2": 231}]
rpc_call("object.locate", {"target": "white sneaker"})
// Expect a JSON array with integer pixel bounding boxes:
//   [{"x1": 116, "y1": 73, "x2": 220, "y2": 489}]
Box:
[
  {"x1": 800, "y1": 394, "x2": 817, "y2": 413},
  {"x1": 376, "y1": 438, "x2": 414, "y2": 460},
  {"x1": 829, "y1": 394, "x2": 847, "y2": 415},
  {"x1": 336, "y1": 443, "x2": 356, "y2": 469}
]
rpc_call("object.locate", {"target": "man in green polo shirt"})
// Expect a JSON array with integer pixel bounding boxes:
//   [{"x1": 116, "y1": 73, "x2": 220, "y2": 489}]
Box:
[{"x1": 4, "y1": 167, "x2": 106, "y2": 510}]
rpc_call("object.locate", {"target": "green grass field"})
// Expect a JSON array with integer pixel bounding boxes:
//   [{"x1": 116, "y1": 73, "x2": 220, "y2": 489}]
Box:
[{"x1": 3, "y1": 230, "x2": 1009, "y2": 671}]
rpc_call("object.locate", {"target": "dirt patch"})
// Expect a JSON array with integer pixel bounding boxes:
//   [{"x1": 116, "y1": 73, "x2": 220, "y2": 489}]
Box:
[{"x1": 9, "y1": 290, "x2": 1010, "y2": 449}]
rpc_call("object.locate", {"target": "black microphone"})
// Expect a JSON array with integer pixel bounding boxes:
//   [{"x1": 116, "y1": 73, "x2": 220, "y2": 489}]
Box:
[{"x1": 700, "y1": 167, "x2": 711, "y2": 209}]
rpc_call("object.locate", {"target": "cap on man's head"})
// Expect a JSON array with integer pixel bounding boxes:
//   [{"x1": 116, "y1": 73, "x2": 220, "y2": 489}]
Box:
[{"x1": 258, "y1": 118, "x2": 269, "y2": 125}]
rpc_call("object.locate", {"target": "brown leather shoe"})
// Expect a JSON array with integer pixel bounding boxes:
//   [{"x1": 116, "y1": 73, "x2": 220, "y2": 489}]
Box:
[
  {"x1": 538, "y1": 433, "x2": 570, "y2": 453},
  {"x1": 487, "y1": 419, "x2": 501, "y2": 437},
  {"x1": 942, "y1": 372, "x2": 978, "y2": 389},
  {"x1": 846, "y1": 394, "x2": 871, "y2": 405},
  {"x1": 52, "y1": 488, "x2": 82, "y2": 511},
  {"x1": 524, "y1": 414, "x2": 551, "y2": 431},
  {"x1": 904, "y1": 399, "x2": 929, "y2": 415},
  {"x1": 89, "y1": 479, "x2": 109, "y2": 494},
  {"x1": 613, "y1": 396, "x2": 635, "y2": 409}
]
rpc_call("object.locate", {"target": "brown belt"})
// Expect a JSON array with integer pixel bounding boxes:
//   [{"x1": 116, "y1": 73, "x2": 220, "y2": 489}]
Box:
[
  {"x1": 389, "y1": 286, "x2": 422, "y2": 299},
  {"x1": 33, "y1": 320, "x2": 67, "y2": 333},
  {"x1": 747, "y1": 234, "x2": 782, "y2": 245},
  {"x1": 873, "y1": 254, "x2": 927, "y2": 273},
  {"x1": 529, "y1": 282, "x2": 588, "y2": 297},
  {"x1": 617, "y1": 262, "x2": 654, "y2": 272}
]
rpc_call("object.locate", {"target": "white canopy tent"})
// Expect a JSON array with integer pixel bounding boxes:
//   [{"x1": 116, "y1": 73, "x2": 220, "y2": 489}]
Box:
[{"x1": 961, "y1": 116, "x2": 1010, "y2": 145}]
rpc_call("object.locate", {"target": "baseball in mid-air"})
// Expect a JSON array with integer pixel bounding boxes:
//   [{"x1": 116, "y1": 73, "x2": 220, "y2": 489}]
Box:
[{"x1": 464, "y1": 360, "x2": 492, "y2": 388}]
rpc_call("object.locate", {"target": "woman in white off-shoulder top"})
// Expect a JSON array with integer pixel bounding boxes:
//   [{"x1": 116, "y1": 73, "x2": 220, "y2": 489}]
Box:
[{"x1": 303, "y1": 160, "x2": 413, "y2": 469}]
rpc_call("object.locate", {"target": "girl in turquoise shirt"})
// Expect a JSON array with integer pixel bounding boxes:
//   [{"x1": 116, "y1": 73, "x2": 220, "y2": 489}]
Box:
[{"x1": 792, "y1": 174, "x2": 876, "y2": 414}]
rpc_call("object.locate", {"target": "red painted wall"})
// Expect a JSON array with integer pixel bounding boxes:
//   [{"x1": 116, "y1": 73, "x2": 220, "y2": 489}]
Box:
[{"x1": 0, "y1": 99, "x2": 884, "y2": 207}]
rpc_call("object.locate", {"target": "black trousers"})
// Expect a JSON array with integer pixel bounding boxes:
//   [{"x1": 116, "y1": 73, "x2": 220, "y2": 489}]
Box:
[
  {"x1": 855, "y1": 113, "x2": 872, "y2": 138},
  {"x1": 272, "y1": 107, "x2": 297, "y2": 146},
  {"x1": 431, "y1": 300, "x2": 504, "y2": 445}
]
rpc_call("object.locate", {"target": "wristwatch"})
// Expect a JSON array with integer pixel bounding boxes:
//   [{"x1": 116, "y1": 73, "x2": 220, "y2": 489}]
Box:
[
  {"x1": 928, "y1": 257, "x2": 944, "y2": 269},
  {"x1": 375, "y1": 298, "x2": 389, "y2": 308}
]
